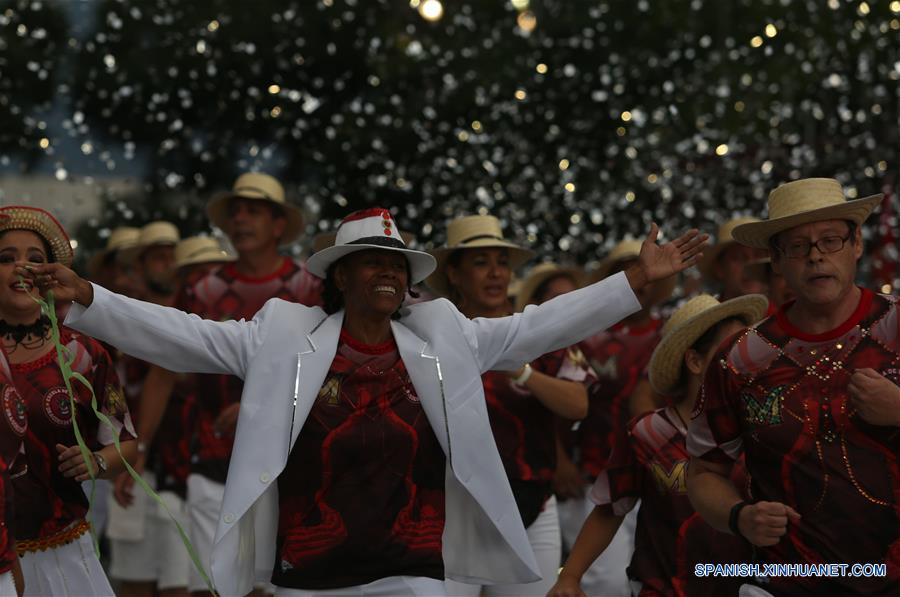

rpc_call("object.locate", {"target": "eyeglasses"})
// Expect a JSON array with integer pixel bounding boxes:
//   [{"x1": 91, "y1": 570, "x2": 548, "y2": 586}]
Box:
[{"x1": 778, "y1": 232, "x2": 852, "y2": 259}]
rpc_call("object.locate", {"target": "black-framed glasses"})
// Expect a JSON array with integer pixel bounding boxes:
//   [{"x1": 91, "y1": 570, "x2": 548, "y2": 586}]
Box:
[{"x1": 778, "y1": 232, "x2": 852, "y2": 259}]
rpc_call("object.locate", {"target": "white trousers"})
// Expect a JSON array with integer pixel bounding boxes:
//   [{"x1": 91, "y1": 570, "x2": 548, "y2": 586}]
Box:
[
  {"x1": 445, "y1": 495, "x2": 561, "y2": 597},
  {"x1": 20, "y1": 531, "x2": 114, "y2": 596},
  {"x1": 0, "y1": 570, "x2": 15, "y2": 596},
  {"x1": 557, "y1": 489, "x2": 637, "y2": 597},
  {"x1": 274, "y1": 576, "x2": 447, "y2": 597},
  {"x1": 109, "y1": 484, "x2": 191, "y2": 590},
  {"x1": 186, "y1": 473, "x2": 224, "y2": 593}
]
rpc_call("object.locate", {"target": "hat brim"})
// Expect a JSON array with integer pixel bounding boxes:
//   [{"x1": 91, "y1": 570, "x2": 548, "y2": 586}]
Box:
[
  {"x1": 0, "y1": 206, "x2": 73, "y2": 266},
  {"x1": 731, "y1": 194, "x2": 882, "y2": 249},
  {"x1": 426, "y1": 240, "x2": 535, "y2": 297},
  {"x1": 589, "y1": 254, "x2": 676, "y2": 307},
  {"x1": 176, "y1": 251, "x2": 236, "y2": 270},
  {"x1": 648, "y1": 294, "x2": 769, "y2": 395},
  {"x1": 514, "y1": 266, "x2": 586, "y2": 312},
  {"x1": 206, "y1": 192, "x2": 306, "y2": 247},
  {"x1": 306, "y1": 243, "x2": 437, "y2": 285},
  {"x1": 118, "y1": 240, "x2": 178, "y2": 265}
]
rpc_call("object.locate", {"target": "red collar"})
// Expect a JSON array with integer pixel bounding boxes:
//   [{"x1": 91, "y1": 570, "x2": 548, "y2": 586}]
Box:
[{"x1": 775, "y1": 287, "x2": 873, "y2": 342}]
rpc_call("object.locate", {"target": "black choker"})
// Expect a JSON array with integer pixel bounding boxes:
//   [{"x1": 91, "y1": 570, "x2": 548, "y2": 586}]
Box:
[{"x1": 0, "y1": 316, "x2": 51, "y2": 346}]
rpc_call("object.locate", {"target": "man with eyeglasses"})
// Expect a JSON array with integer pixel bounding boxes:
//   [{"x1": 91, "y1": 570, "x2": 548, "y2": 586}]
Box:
[{"x1": 685, "y1": 178, "x2": 899, "y2": 596}]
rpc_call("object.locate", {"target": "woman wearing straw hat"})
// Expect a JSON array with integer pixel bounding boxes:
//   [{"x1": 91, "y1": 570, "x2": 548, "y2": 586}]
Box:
[
  {"x1": 0, "y1": 205, "x2": 138, "y2": 596},
  {"x1": 687, "y1": 178, "x2": 899, "y2": 596},
  {"x1": 22, "y1": 207, "x2": 705, "y2": 596},
  {"x1": 429, "y1": 217, "x2": 603, "y2": 597},
  {"x1": 549, "y1": 293, "x2": 766, "y2": 597},
  {"x1": 557, "y1": 240, "x2": 675, "y2": 597}
]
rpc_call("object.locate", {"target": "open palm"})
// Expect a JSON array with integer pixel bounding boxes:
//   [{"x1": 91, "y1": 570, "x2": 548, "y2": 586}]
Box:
[{"x1": 638, "y1": 223, "x2": 708, "y2": 283}]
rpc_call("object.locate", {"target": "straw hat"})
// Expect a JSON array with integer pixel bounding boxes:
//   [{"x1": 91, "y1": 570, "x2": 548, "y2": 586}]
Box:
[
  {"x1": 0, "y1": 205, "x2": 73, "y2": 266},
  {"x1": 648, "y1": 293, "x2": 768, "y2": 395},
  {"x1": 312, "y1": 229, "x2": 416, "y2": 253},
  {"x1": 732, "y1": 178, "x2": 882, "y2": 249},
  {"x1": 174, "y1": 236, "x2": 236, "y2": 270},
  {"x1": 426, "y1": 214, "x2": 534, "y2": 297},
  {"x1": 514, "y1": 263, "x2": 586, "y2": 312},
  {"x1": 306, "y1": 208, "x2": 436, "y2": 283},
  {"x1": 698, "y1": 217, "x2": 762, "y2": 280},
  {"x1": 87, "y1": 226, "x2": 140, "y2": 277},
  {"x1": 119, "y1": 221, "x2": 180, "y2": 264},
  {"x1": 589, "y1": 239, "x2": 676, "y2": 307},
  {"x1": 206, "y1": 172, "x2": 305, "y2": 246}
]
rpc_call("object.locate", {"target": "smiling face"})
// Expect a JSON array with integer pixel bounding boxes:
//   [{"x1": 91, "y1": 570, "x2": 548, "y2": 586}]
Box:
[
  {"x1": 446, "y1": 247, "x2": 512, "y2": 314},
  {"x1": 334, "y1": 249, "x2": 410, "y2": 319},
  {"x1": 770, "y1": 219, "x2": 862, "y2": 308},
  {"x1": 225, "y1": 198, "x2": 286, "y2": 254},
  {"x1": 0, "y1": 230, "x2": 51, "y2": 321}
]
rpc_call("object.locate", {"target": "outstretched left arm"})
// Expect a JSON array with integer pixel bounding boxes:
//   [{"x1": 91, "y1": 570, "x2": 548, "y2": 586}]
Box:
[{"x1": 461, "y1": 224, "x2": 707, "y2": 373}]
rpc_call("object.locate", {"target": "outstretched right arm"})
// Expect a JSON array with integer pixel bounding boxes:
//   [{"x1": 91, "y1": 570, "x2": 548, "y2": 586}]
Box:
[{"x1": 18, "y1": 262, "x2": 264, "y2": 379}]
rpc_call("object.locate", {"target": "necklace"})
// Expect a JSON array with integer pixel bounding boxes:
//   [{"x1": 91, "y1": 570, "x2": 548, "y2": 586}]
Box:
[{"x1": 0, "y1": 316, "x2": 51, "y2": 353}]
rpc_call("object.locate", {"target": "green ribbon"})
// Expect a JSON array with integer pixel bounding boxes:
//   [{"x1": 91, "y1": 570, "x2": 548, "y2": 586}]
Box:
[{"x1": 29, "y1": 286, "x2": 218, "y2": 596}]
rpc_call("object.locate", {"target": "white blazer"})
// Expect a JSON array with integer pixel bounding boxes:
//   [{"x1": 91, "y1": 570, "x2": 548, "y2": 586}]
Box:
[{"x1": 65, "y1": 271, "x2": 640, "y2": 596}]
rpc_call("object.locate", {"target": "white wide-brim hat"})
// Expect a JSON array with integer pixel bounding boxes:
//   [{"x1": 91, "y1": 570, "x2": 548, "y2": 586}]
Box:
[
  {"x1": 207, "y1": 172, "x2": 305, "y2": 246},
  {"x1": 306, "y1": 208, "x2": 436, "y2": 284},
  {"x1": 732, "y1": 178, "x2": 882, "y2": 249},
  {"x1": 589, "y1": 239, "x2": 676, "y2": 307},
  {"x1": 427, "y1": 214, "x2": 534, "y2": 297},
  {"x1": 648, "y1": 293, "x2": 768, "y2": 395}
]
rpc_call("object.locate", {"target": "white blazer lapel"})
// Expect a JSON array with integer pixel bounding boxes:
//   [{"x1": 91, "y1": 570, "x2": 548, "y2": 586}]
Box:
[
  {"x1": 391, "y1": 322, "x2": 452, "y2": 464},
  {"x1": 287, "y1": 310, "x2": 344, "y2": 452}
]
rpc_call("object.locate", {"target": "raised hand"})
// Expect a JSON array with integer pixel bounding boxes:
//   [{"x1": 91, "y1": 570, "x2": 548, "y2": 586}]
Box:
[
  {"x1": 624, "y1": 223, "x2": 707, "y2": 291},
  {"x1": 15, "y1": 262, "x2": 94, "y2": 305}
]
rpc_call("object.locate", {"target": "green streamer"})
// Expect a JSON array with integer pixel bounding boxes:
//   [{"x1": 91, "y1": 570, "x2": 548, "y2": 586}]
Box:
[{"x1": 28, "y1": 285, "x2": 218, "y2": 596}]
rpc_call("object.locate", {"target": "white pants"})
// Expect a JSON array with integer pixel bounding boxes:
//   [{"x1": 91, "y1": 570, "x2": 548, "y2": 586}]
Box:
[
  {"x1": 20, "y1": 530, "x2": 114, "y2": 596},
  {"x1": 82, "y1": 478, "x2": 111, "y2": 536},
  {"x1": 109, "y1": 485, "x2": 191, "y2": 590},
  {"x1": 445, "y1": 495, "x2": 561, "y2": 597},
  {"x1": 274, "y1": 576, "x2": 447, "y2": 596},
  {"x1": 557, "y1": 489, "x2": 637, "y2": 597},
  {"x1": 186, "y1": 474, "x2": 223, "y2": 593},
  {"x1": 0, "y1": 570, "x2": 15, "y2": 597}
]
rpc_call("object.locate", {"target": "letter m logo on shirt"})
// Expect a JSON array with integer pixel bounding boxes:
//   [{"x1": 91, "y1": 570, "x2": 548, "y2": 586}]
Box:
[{"x1": 650, "y1": 460, "x2": 688, "y2": 494}]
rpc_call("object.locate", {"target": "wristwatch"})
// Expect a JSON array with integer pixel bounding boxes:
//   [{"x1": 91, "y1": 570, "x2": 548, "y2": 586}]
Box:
[{"x1": 93, "y1": 452, "x2": 108, "y2": 476}]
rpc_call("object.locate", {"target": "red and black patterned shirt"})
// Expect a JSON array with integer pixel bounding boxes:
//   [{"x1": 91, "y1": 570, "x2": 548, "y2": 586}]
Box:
[
  {"x1": 12, "y1": 330, "x2": 135, "y2": 541},
  {"x1": 578, "y1": 318, "x2": 663, "y2": 479},
  {"x1": 484, "y1": 345, "x2": 596, "y2": 523},
  {"x1": 273, "y1": 330, "x2": 445, "y2": 590},
  {"x1": 175, "y1": 258, "x2": 322, "y2": 482},
  {"x1": 688, "y1": 289, "x2": 900, "y2": 596},
  {"x1": 591, "y1": 407, "x2": 748, "y2": 596},
  {"x1": 0, "y1": 351, "x2": 24, "y2": 574}
]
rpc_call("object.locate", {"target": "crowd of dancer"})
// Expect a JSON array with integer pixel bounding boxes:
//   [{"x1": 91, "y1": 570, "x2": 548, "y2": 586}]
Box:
[{"x1": 0, "y1": 172, "x2": 896, "y2": 597}]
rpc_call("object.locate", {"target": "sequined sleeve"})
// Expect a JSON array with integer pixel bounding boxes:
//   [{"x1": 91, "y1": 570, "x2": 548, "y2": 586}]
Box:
[{"x1": 686, "y1": 346, "x2": 744, "y2": 465}]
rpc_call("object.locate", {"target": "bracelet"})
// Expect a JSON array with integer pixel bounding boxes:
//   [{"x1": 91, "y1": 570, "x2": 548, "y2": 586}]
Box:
[
  {"x1": 513, "y1": 363, "x2": 533, "y2": 385},
  {"x1": 728, "y1": 500, "x2": 749, "y2": 540}
]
